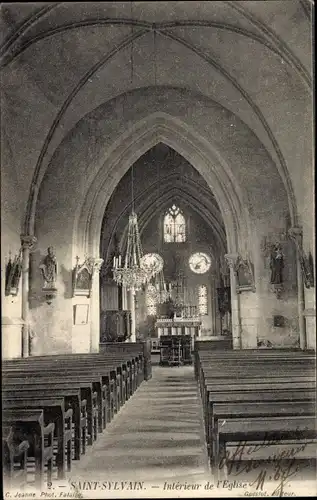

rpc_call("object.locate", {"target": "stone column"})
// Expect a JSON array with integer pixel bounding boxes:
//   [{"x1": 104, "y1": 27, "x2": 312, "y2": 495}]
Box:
[
  {"x1": 90, "y1": 258, "x2": 104, "y2": 352},
  {"x1": 288, "y1": 227, "x2": 306, "y2": 349},
  {"x1": 122, "y1": 286, "x2": 128, "y2": 310},
  {"x1": 224, "y1": 253, "x2": 241, "y2": 349},
  {"x1": 20, "y1": 234, "x2": 37, "y2": 357},
  {"x1": 129, "y1": 288, "x2": 136, "y2": 342}
]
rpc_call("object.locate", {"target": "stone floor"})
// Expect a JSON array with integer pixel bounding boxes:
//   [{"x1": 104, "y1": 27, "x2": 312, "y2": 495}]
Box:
[
  {"x1": 68, "y1": 364, "x2": 212, "y2": 498},
  {"x1": 54, "y1": 363, "x2": 316, "y2": 498}
]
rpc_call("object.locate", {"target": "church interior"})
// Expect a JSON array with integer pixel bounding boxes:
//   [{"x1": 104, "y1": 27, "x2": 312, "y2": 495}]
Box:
[{"x1": 1, "y1": 1, "x2": 316, "y2": 497}]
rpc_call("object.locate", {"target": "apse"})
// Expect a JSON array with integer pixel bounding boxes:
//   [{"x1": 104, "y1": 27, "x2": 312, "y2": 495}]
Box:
[{"x1": 99, "y1": 143, "x2": 231, "y2": 344}]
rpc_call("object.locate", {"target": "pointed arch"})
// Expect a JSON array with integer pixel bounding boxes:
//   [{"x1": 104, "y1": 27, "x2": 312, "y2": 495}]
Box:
[{"x1": 74, "y1": 111, "x2": 247, "y2": 258}]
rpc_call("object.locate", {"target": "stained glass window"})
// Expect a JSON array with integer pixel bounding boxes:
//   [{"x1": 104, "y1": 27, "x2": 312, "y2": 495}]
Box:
[
  {"x1": 198, "y1": 285, "x2": 208, "y2": 315},
  {"x1": 146, "y1": 285, "x2": 157, "y2": 316},
  {"x1": 163, "y1": 205, "x2": 186, "y2": 242}
]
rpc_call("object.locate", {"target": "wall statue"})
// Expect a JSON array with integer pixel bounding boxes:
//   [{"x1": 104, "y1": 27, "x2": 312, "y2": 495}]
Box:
[
  {"x1": 40, "y1": 246, "x2": 58, "y2": 289},
  {"x1": 235, "y1": 255, "x2": 255, "y2": 292},
  {"x1": 5, "y1": 249, "x2": 22, "y2": 296},
  {"x1": 270, "y1": 243, "x2": 284, "y2": 285}
]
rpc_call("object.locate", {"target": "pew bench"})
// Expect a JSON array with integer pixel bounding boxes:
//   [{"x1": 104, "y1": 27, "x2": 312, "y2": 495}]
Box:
[
  {"x1": 3, "y1": 426, "x2": 30, "y2": 489},
  {"x1": 4, "y1": 363, "x2": 120, "y2": 425},
  {"x1": 2, "y1": 409, "x2": 55, "y2": 489},
  {"x1": 214, "y1": 415, "x2": 317, "y2": 479},
  {"x1": 3, "y1": 396, "x2": 72, "y2": 480},
  {"x1": 200, "y1": 376, "x2": 315, "y2": 416},
  {"x1": 3, "y1": 375, "x2": 96, "y2": 448},
  {"x1": 2, "y1": 386, "x2": 86, "y2": 461},
  {"x1": 204, "y1": 389, "x2": 316, "y2": 457},
  {"x1": 210, "y1": 400, "x2": 316, "y2": 467}
]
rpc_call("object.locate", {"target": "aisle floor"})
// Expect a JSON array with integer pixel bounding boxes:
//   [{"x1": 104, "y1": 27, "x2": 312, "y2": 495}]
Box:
[
  {"x1": 66, "y1": 364, "x2": 316, "y2": 498},
  {"x1": 69, "y1": 365, "x2": 212, "y2": 497}
]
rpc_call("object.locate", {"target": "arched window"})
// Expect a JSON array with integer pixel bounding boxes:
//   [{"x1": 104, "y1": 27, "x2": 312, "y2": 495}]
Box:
[
  {"x1": 163, "y1": 205, "x2": 186, "y2": 242},
  {"x1": 146, "y1": 285, "x2": 157, "y2": 316},
  {"x1": 198, "y1": 285, "x2": 208, "y2": 315}
]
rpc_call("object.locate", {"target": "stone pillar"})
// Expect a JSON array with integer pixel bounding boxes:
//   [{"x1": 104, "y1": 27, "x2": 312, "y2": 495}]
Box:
[
  {"x1": 90, "y1": 258, "x2": 104, "y2": 352},
  {"x1": 225, "y1": 253, "x2": 241, "y2": 349},
  {"x1": 129, "y1": 288, "x2": 136, "y2": 342},
  {"x1": 122, "y1": 286, "x2": 128, "y2": 310},
  {"x1": 288, "y1": 227, "x2": 306, "y2": 349},
  {"x1": 20, "y1": 235, "x2": 37, "y2": 357}
]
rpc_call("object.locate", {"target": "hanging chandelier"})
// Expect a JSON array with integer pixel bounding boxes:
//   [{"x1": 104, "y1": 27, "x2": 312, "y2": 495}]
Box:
[
  {"x1": 147, "y1": 269, "x2": 172, "y2": 304},
  {"x1": 113, "y1": 212, "x2": 153, "y2": 292},
  {"x1": 112, "y1": 13, "x2": 153, "y2": 294}
]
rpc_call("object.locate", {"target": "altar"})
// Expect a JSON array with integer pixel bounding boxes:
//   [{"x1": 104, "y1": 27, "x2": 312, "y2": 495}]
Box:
[{"x1": 155, "y1": 317, "x2": 201, "y2": 339}]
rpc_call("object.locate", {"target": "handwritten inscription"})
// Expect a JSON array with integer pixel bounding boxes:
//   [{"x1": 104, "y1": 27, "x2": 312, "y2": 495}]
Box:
[{"x1": 218, "y1": 432, "x2": 314, "y2": 497}]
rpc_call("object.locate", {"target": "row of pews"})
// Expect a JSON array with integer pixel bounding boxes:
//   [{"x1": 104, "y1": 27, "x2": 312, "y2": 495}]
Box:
[
  {"x1": 2, "y1": 342, "x2": 151, "y2": 490},
  {"x1": 194, "y1": 341, "x2": 317, "y2": 478}
]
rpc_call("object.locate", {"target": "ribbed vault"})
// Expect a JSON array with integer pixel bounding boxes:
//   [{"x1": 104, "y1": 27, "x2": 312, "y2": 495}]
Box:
[{"x1": 1, "y1": 2, "x2": 311, "y2": 238}]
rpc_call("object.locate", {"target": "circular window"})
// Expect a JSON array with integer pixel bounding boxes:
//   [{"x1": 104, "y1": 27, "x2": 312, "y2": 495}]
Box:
[
  {"x1": 189, "y1": 252, "x2": 211, "y2": 274},
  {"x1": 140, "y1": 253, "x2": 164, "y2": 275}
]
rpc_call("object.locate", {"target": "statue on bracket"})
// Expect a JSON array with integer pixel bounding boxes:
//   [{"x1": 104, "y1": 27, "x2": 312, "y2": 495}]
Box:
[
  {"x1": 72, "y1": 256, "x2": 94, "y2": 297},
  {"x1": 5, "y1": 249, "x2": 22, "y2": 296},
  {"x1": 269, "y1": 242, "x2": 284, "y2": 299},
  {"x1": 235, "y1": 255, "x2": 255, "y2": 293},
  {"x1": 39, "y1": 246, "x2": 58, "y2": 304},
  {"x1": 270, "y1": 243, "x2": 284, "y2": 285},
  {"x1": 40, "y1": 247, "x2": 58, "y2": 288}
]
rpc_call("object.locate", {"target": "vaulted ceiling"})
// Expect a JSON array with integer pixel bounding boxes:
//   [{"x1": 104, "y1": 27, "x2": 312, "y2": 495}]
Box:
[{"x1": 1, "y1": 1, "x2": 313, "y2": 248}]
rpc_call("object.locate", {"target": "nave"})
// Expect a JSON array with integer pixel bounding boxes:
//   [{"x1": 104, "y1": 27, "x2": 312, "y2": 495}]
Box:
[{"x1": 4, "y1": 345, "x2": 316, "y2": 498}]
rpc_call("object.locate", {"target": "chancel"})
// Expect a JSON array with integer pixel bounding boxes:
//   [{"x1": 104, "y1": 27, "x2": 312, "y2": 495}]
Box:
[{"x1": 1, "y1": 1, "x2": 316, "y2": 497}]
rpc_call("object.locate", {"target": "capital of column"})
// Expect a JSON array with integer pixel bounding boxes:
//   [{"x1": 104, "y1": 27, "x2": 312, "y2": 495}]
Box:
[
  {"x1": 20, "y1": 234, "x2": 37, "y2": 250},
  {"x1": 224, "y1": 253, "x2": 239, "y2": 270},
  {"x1": 92, "y1": 258, "x2": 104, "y2": 274}
]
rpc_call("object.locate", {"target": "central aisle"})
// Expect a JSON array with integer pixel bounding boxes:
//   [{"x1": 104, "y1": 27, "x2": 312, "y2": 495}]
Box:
[{"x1": 70, "y1": 365, "x2": 213, "y2": 497}]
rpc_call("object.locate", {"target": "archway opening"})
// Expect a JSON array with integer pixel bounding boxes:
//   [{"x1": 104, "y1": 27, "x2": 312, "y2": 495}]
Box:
[{"x1": 99, "y1": 143, "x2": 233, "y2": 353}]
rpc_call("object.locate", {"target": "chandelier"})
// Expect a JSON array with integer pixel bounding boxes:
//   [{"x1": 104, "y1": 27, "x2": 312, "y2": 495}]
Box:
[
  {"x1": 148, "y1": 270, "x2": 172, "y2": 304},
  {"x1": 113, "y1": 212, "x2": 153, "y2": 292},
  {"x1": 112, "y1": 20, "x2": 154, "y2": 294}
]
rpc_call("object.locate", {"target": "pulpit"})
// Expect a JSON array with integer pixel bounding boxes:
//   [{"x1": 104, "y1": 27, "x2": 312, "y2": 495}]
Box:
[{"x1": 100, "y1": 310, "x2": 131, "y2": 342}]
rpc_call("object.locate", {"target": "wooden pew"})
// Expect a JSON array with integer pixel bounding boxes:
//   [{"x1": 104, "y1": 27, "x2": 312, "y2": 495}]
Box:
[
  {"x1": 3, "y1": 426, "x2": 30, "y2": 489},
  {"x1": 2, "y1": 351, "x2": 145, "y2": 403},
  {"x1": 3, "y1": 357, "x2": 129, "y2": 422},
  {"x1": 2, "y1": 385, "x2": 86, "y2": 460},
  {"x1": 211, "y1": 400, "x2": 315, "y2": 468},
  {"x1": 4, "y1": 365, "x2": 117, "y2": 429},
  {"x1": 202, "y1": 381, "x2": 316, "y2": 452},
  {"x1": 204, "y1": 389, "x2": 316, "y2": 456},
  {"x1": 3, "y1": 375, "x2": 96, "y2": 447},
  {"x1": 214, "y1": 415, "x2": 317, "y2": 478},
  {"x1": 32, "y1": 350, "x2": 146, "y2": 390},
  {"x1": 3, "y1": 396, "x2": 72, "y2": 479},
  {"x1": 200, "y1": 377, "x2": 315, "y2": 422},
  {"x1": 194, "y1": 347, "x2": 316, "y2": 477},
  {"x1": 3, "y1": 409, "x2": 55, "y2": 489}
]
